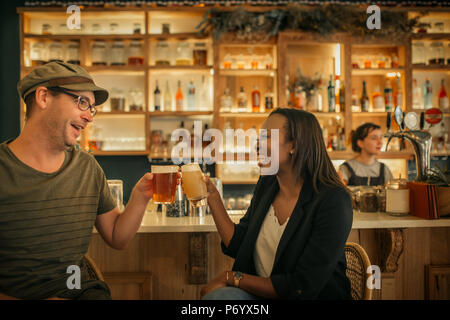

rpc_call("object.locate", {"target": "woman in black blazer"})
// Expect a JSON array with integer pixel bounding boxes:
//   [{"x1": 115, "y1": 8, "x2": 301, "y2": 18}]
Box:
[{"x1": 201, "y1": 108, "x2": 353, "y2": 300}]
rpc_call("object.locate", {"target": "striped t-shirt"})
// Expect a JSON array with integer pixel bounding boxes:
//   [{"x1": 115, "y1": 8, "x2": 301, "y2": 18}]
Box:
[{"x1": 0, "y1": 140, "x2": 116, "y2": 299}]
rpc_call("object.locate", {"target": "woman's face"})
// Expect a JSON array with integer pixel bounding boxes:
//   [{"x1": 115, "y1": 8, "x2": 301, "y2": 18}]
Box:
[
  {"x1": 258, "y1": 114, "x2": 293, "y2": 173},
  {"x1": 357, "y1": 128, "x2": 383, "y2": 155}
]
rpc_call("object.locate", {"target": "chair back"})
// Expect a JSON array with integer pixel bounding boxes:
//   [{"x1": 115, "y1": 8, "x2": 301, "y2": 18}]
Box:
[
  {"x1": 345, "y1": 242, "x2": 373, "y2": 300},
  {"x1": 82, "y1": 254, "x2": 104, "y2": 281}
]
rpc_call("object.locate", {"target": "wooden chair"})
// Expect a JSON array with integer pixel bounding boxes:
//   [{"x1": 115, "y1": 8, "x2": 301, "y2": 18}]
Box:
[
  {"x1": 345, "y1": 242, "x2": 373, "y2": 300},
  {"x1": 81, "y1": 254, "x2": 104, "y2": 281}
]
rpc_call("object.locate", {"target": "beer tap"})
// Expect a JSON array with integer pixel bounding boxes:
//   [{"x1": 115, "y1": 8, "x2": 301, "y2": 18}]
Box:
[{"x1": 384, "y1": 106, "x2": 432, "y2": 181}]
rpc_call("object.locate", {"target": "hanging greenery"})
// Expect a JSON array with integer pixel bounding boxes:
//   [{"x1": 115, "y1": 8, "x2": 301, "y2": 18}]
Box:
[
  {"x1": 196, "y1": 5, "x2": 425, "y2": 41},
  {"x1": 291, "y1": 68, "x2": 323, "y2": 99}
]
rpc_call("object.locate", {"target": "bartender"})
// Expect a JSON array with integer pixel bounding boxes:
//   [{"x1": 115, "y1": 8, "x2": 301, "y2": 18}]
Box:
[{"x1": 339, "y1": 122, "x2": 393, "y2": 186}]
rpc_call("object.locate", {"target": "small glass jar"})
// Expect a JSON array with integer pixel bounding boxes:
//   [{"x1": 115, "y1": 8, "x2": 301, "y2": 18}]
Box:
[
  {"x1": 385, "y1": 178, "x2": 409, "y2": 216},
  {"x1": 376, "y1": 186, "x2": 386, "y2": 212},
  {"x1": 67, "y1": 41, "x2": 80, "y2": 65},
  {"x1": 176, "y1": 42, "x2": 192, "y2": 66},
  {"x1": 129, "y1": 88, "x2": 144, "y2": 111},
  {"x1": 412, "y1": 42, "x2": 426, "y2": 65},
  {"x1": 48, "y1": 41, "x2": 64, "y2": 62},
  {"x1": 155, "y1": 41, "x2": 170, "y2": 66},
  {"x1": 434, "y1": 21, "x2": 444, "y2": 33},
  {"x1": 91, "y1": 41, "x2": 107, "y2": 66},
  {"x1": 91, "y1": 23, "x2": 102, "y2": 34},
  {"x1": 133, "y1": 22, "x2": 141, "y2": 34},
  {"x1": 42, "y1": 23, "x2": 52, "y2": 35},
  {"x1": 110, "y1": 23, "x2": 119, "y2": 34},
  {"x1": 110, "y1": 40, "x2": 126, "y2": 66},
  {"x1": 193, "y1": 42, "x2": 207, "y2": 66},
  {"x1": 162, "y1": 23, "x2": 170, "y2": 34},
  {"x1": 347, "y1": 186, "x2": 360, "y2": 211},
  {"x1": 359, "y1": 186, "x2": 379, "y2": 213},
  {"x1": 110, "y1": 88, "x2": 126, "y2": 111},
  {"x1": 128, "y1": 41, "x2": 144, "y2": 66},
  {"x1": 31, "y1": 42, "x2": 46, "y2": 66},
  {"x1": 58, "y1": 23, "x2": 68, "y2": 34},
  {"x1": 429, "y1": 41, "x2": 445, "y2": 65}
]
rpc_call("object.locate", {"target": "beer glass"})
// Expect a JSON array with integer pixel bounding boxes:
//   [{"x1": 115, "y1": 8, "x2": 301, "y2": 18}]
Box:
[
  {"x1": 151, "y1": 165, "x2": 179, "y2": 204},
  {"x1": 181, "y1": 163, "x2": 208, "y2": 208}
]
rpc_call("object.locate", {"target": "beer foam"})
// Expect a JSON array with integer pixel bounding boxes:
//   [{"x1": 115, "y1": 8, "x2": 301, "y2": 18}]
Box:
[
  {"x1": 151, "y1": 165, "x2": 179, "y2": 173},
  {"x1": 181, "y1": 163, "x2": 201, "y2": 172}
]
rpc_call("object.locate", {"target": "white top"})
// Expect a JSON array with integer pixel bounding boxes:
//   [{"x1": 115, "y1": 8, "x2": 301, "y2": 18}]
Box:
[
  {"x1": 253, "y1": 205, "x2": 290, "y2": 278},
  {"x1": 338, "y1": 158, "x2": 394, "y2": 184}
]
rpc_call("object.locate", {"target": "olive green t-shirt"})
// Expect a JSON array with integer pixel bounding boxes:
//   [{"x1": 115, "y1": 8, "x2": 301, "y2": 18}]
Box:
[{"x1": 0, "y1": 140, "x2": 116, "y2": 299}]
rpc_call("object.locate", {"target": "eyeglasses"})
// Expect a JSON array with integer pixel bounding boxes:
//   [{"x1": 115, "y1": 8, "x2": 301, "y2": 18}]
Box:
[{"x1": 47, "y1": 86, "x2": 97, "y2": 117}]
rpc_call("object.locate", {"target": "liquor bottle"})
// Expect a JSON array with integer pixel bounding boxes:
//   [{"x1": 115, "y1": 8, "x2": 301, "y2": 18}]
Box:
[
  {"x1": 372, "y1": 85, "x2": 384, "y2": 111},
  {"x1": 237, "y1": 86, "x2": 248, "y2": 112},
  {"x1": 252, "y1": 85, "x2": 261, "y2": 112},
  {"x1": 186, "y1": 78, "x2": 196, "y2": 111},
  {"x1": 412, "y1": 79, "x2": 423, "y2": 109},
  {"x1": 154, "y1": 80, "x2": 161, "y2": 111},
  {"x1": 423, "y1": 78, "x2": 433, "y2": 109},
  {"x1": 285, "y1": 74, "x2": 293, "y2": 108},
  {"x1": 294, "y1": 84, "x2": 306, "y2": 110},
  {"x1": 395, "y1": 76, "x2": 403, "y2": 109},
  {"x1": 312, "y1": 88, "x2": 323, "y2": 112},
  {"x1": 264, "y1": 86, "x2": 274, "y2": 111},
  {"x1": 351, "y1": 88, "x2": 361, "y2": 112},
  {"x1": 176, "y1": 80, "x2": 184, "y2": 111},
  {"x1": 164, "y1": 80, "x2": 172, "y2": 111},
  {"x1": 360, "y1": 80, "x2": 369, "y2": 112},
  {"x1": 220, "y1": 88, "x2": 232, "y2": 112},
  {"x1": 199, "y1": 75, "x2": 209, "y2": 111},
  {"x1": 438, "y1": 79, "x2": 449, "y2": 110},
  {"x1": 384, "y1": 79, "x2": 393, "y2": 112},
  {"x1": 338, "y1": 77, "x2": 345, "y2": 112},
  {"x1": 327, "y1": 75, "x2": 336, "y2": 112}
]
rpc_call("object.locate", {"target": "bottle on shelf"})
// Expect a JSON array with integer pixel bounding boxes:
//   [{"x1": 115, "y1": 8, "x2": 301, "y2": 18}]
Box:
[
  {"x1": 154, "y1": 80, "x2": 161, "y2": 111},
  {"x1": 394, "y1": 75, "x2": 403, "y2": 109},
  {"x1": 199, "y1": 75, "x2": 209, "y2": 111},
  {"x1": 176, "y1": 80, "x2": 184, "y2": 111},
  {"x1": 412, "y1": 79, "x2": 423, "y2": 110},
  {"x1": 372, "y1": 85, "x2": 384, "y2": 112},
  {"x1": 360, "y1": 80, "x2": 370, "y2": 112},
  {"x1": 423, "y1": 78, "x2": 433, "y2": 109},
  {"x1": 438, "y1": 79, "x2": 449, "y2": 110},
  {"x1": 252, "y1": 85, "x2": 261, "y2": 112},
  {"x1": 351, "y1": 88, "x2": 361, "y2": 112},
  {"x1": 338, "y1": 77, "x2": 345, "y2": 112},
  {"x1": 285, "y1": 74, "x2": 293, "y2": 108},
  {"x1": 294, "y1": 84, "x2": 306, "y2": 110},
  {"x1": 311, "y1": 87, "x2": 323, "y2": 112},
  {"x1": 384, "y1": 79, "x2": 393, "y2": 112},
  {"x1": 164, "y1": 80, "x2": 172, "y2": 111},
  {"x1": 237, "y1": 86, "x2": 248, "y2": 112},
  {"x1": 220, "y1": 88, "x2": 233, "y2": 112},
  {"x1": 264, "y1": 85, "x2": 274, "y2": 112},
  {"x1": 327, "y1": 75, "x2": 336, "y2": 112},
  {"x1": 186, "y1": 78, "x2": 196, "y2": 111}
]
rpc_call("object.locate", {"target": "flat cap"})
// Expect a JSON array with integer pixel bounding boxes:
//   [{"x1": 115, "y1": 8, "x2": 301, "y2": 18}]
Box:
[{"x1": 17, "y1": 61, "x2": 109, "y2": 105}]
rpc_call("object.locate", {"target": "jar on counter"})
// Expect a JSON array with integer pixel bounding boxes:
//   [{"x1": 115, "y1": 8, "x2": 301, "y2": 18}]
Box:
[
  {"x1": 110, "y1": 40, "x2": 126, "y2": 65},
  {"x1": 347, "y1": 186, "x2": 360, "y2": 211},
  {"x1": 128, "y1": 41, "x2": 144, "y2": 66},
  {"x1": 176, "y1": 41, "x2": 192, "y2": 66},
  {"x1": 67, "y1": 41, "x2": 80, "y2": 65},
  {"x1": 412, "y1": 42, "x2": 426, "y2": 65},
  {"x1": 155, "y1": 41, "x2": 170, "y2": 66},
  {"x1": 110, "y1": 87, "x2": 126, "y2": 111},
  {"x1": 31, "y1": 42, "x2": 46, "y2": 66},
  {"x1": 91, "y1": 41, "x2": 107, "y2": 66},
  {"x1": 359, "y1": 186, "x2": 379, "y2": 212},
  {"x1": 376, "y1": 186, "x2": 386, "y2": 212},
  {"x1": 429, "y1": 41, "x2": 445, "y2": 65},
  {"x1": 48, "y1": 41, "x2": 64, "y2": 62},
  {"x1": 385, "y1": 178, "x2": 409, "y2": 216},
  {"x1": 193, "y1": 42, "x2": 207, "y2": 66}
]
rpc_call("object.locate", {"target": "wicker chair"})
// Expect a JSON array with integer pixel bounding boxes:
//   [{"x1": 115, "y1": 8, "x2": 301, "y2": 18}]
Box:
[
  {"x1": 81, "y1": 254, "x2": 104, "y2": 281},
  {"x1": 345, "y1": 242, "x2": 373, "y2": 300}
]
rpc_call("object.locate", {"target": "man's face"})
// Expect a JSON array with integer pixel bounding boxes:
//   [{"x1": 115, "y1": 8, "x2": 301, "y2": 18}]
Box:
[{"x1": 44, "y1": 89, "x2": 95, "y2": 149}]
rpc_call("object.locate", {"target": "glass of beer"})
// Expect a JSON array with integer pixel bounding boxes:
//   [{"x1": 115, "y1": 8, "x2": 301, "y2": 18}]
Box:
[
  {"x1": 151, "y1": 165, "x2": 179, "y2": 204},
  {"x1": 181, "y1": 163, "x2": 208, "y2": 208}
]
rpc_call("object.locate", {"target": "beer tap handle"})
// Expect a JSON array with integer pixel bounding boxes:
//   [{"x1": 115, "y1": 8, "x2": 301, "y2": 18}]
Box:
[
  {"x1": 401, "y1": 112, "x2": 406, "y2": 130},
  {"x1": 420, "y1": 112, "x2": 425, "y2": 130},
  {"x1": 387, "y1": 112, "x2": 392, "y2": 132}
]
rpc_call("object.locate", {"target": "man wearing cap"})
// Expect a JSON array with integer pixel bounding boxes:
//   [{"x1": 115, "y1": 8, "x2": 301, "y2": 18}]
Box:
[{"x1": 0, "y1": 62, "x2": 156, "y2": 300}]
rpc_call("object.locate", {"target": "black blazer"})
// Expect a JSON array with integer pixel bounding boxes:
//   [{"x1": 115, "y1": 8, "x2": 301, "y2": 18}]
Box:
[{"x1": 221, "y1": 173, "x2": 353, "y2": 300}]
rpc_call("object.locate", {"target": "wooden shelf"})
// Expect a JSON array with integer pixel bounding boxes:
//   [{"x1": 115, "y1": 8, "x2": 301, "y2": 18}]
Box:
[
  {"x1": 149, "y1": 65, "x2": 213, "y2": 71},
  {"x1": 219, "y1": 112, "x2": 272, "y2": 117},
  {"x1": 219, "y1": 69, "x2": 276, "y2": 76},
  {"x1": 412, "y1": 65, "x2": 450, "y2": 72},
  {"x1": 85, "y1": 65, "x2": 146, "y2": 73},
  {"x1": 93, "y1": 150, "x2": 148, "y2": 156},
  {"x1": 352, "y1": 112, "x2": 391, "y2": 116},
  {"x1": 150, "y1": 111, "x2": 213, "y2": 117},
  {"x1": 24, "y1": 34, "x2": 145, "y2": 40},
  {"x1": 97, "y1": 111, "x2": 146, "y2": 115},
  {"x1": 149, "y1": 33, "x2": 209, "y2": 40},
  {"x1": 352, "y1": 68, "x2": 405, "y2": 76},
  {"x1": 412, "y1": 33, "x2": 450, "y2": 40}
]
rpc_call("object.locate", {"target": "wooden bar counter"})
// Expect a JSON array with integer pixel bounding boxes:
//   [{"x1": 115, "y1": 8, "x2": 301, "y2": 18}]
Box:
[{"x1": 87, "y1": 210, "x2": 450, "y2": 300}]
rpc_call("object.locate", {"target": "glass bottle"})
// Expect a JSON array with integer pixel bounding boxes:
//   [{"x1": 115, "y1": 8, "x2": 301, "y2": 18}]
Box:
[
  {"x1": 328, "y1": 75, "x2": 336, "y2": 112},
  {"x1": 429, "y1": 42, "x2": 445, "y2": 65},
  {"x1": 338, "y1": 79, "x2": 345, "y2": 112},
  {"x1": 412, "y1": 79, "x2": 423, "y2": 109},
  {"x1": 110, "y1": 87, "x2": 125, "y2": 111},
  {"x1": 295, "y1": 84, "x2": 306, "y2": 110},
  {"x1": 193, "y1": 42, "x2": 207, "y2": 66},
  {"x1": 360, "y1": 80, "x2": 369, "y2": 112},
  {"x1": 155, "y1": 41, "x2": 170, "y2": 66},
  {"x1": 223, "y1": 54, "x2": 232, "y2": 69},
  {"x1": 91, "y1": 41, "x2": 107, "y2": 66},
  {"x1": 176, "y1": 42, "x2": 192, "y2": 66},
  {"x1": 67, "y1": 41, "x2": 80, "y2": 65},
  {"x1": 31, "y1": 42, "x2": 46, "y2": 66},
  {"x1": 110, "y1": 40, "x2": 126, "y2": 66},
  {"x1": 265, "y1": 86, "x2": 274, "y2": 111},
  {"x1": 220, "y1": 88, "x2": 233, "y2": 112},
  {"x1": 42, "y1": 23, "x2": 52, "y2": 35},
  {"x1": 198, "y1": 75, "x2": 209, "y2": 111},
  {"x1": 423, "y1": 78, "x2": 433, "y2": 109},
  {"x1": 438, "y1": 79, "x2": 449, "y2": 110},
  {"x1": 110, "y1": 23, "x2": 119, "y2": 34},
  {"x1": 395, "y1": 76, "x2": 403, "y2": 109},
  {"x1": 252, "y1": 85, "x2": 261, "y2": 112},
  {"x1": 176, "y1": 80, "x2": 184, "y2": 111},
  {"x1": 311, "y1": 87, "x2": 322, "y2": 112},
  {"x1": 412, "y1": 42, "x2": 426, "y2": 65},
  {"x1": 186, "y1": 78, "x2": 196, "y2": 111},
  {"x1": 154, "y1": 80, "x2": 161, "y2": 111},
  {"x1": 351, "y1": 88, "x2": 361, "y2": 112},
  {"x1": 128, "y1": 41, "x2": 144, "y2": 66},
  {"x1": 384, "y1": 79, "x2": 393, "y2": 112},
  {"x1": 48, "y1": 41, "x2": 64, "y2": 62},
  {"x1": 164, "y1": 81, "x2": 172, "y2": 111},
  {"x1": 372, "y1": 85, "x2": 384, "y2": 111},
  {"x1": 237, "y1": 86, "x2": 248, "y2": 112},
  {"x1": 129, "y1": 88, "x2": 143, "y2": 111}
]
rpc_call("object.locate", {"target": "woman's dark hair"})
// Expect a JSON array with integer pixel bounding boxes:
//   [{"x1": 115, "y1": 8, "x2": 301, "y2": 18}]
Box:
[
  {"x1": 351, "y1": 123, "x2": 381, "y2": 153},
  {"x1": 269, "y1": 108, "x2": 346, "y2": 193}
]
